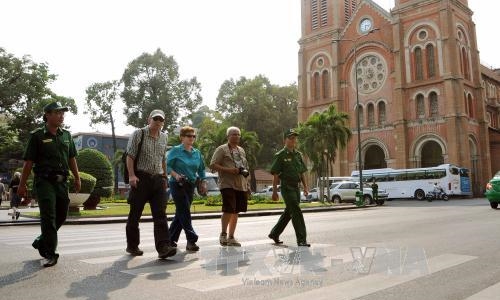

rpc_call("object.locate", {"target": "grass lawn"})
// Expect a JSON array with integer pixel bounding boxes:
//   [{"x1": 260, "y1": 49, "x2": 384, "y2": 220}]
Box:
[{"x1": 24, "y1": 201, "x2": 334, "y2": 218}]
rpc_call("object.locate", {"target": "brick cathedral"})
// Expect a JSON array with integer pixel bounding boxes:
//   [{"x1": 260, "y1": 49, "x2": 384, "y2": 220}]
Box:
[{"x1": 298, "y1": 0, "x2": 500, "y2": 195}]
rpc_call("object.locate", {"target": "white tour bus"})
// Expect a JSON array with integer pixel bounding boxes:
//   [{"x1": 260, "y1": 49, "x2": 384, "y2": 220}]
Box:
[{"x1": 351, "y1": 164, "x2": 472, "y2": 200}]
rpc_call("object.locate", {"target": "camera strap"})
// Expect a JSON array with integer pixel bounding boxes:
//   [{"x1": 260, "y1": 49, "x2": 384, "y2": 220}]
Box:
[{"x1": 227, "y1": 143, "x2": 244, "y2": 169}]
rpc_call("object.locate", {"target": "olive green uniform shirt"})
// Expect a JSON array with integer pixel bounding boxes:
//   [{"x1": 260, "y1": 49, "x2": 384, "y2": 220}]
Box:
[
  {"x1": 23, "y1": 125, "x2": 77, "y2": 174},
  {"x1": 270, "y1": 147, "x2": 307, "y2": 185}
]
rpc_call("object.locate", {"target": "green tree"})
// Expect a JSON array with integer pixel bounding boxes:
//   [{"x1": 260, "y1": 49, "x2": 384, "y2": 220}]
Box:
[
  {"x1": 0, "y1": 124, "x2": 23, "y2": 162},
  {"x1": 298, "y1": 105, "x2": 351, "y2": 201},
  {"x1": 215, "y1": 75, "x2": 298, "y2": 167},
  {"x1": 121, "y1": 48, "x2": 202, "y2": 131},
  {"x1": 0, "y1": 48, "x2": 77, "y2": 147},
  {"x1": 85, "y1": 80, "x2": 121, "y2": 192}
]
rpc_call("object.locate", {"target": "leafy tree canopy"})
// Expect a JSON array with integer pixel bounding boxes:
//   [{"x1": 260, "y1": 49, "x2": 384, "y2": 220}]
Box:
[
  {"x1": 215, "y1": 75, "x2": 298, "y2": 167},
  {"x1": 0, "y1": 48, "x2": 77, "y2": 151},
  {"x1": 121, "y1": 48, "x2": 202, "y2": 131}
]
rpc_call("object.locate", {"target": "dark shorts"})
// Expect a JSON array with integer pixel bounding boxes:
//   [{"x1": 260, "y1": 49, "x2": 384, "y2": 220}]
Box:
[
  {"x1": 10, "y1": 193, "x2": 21, "y2": 208},
  {"x1": 221, "y1": 188, "x2": 248, "y2": 213}
]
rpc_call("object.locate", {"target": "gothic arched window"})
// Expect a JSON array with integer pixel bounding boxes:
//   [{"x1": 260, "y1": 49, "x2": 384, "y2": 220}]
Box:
[
  {"x1": 461, "y1": 48, "x2": 470, "y2": 80},
  {"x1": 367, "y1": 103, "x2": 375, "y2": 127},
  {"x1": 429, "y1": 92, "x2": 438, "y2": 118},
  {"x1": 426, "y1": 44, "x2": 436, "y2": 78},
  {"x1": 322, "y1": 70, "x2": 330, "y2": 99},
  {"x1": 467, "y1": 94, "x2": 474, "y2": 118},
  {"x1": 378, "y1": 102, "x2": 386, "y2": 125},
  {"x1": 414, "y1": 47, "x2": 423, "y2": 80},
  {"x1": 313, "y1": 72, "x2": 320, "y2": 101},
  {"x1": 357, "y1": 105, "x2": 364, "y2": 128},
  {"x1": 416, "y1": 94, "x2": 425, "y2": 118}
]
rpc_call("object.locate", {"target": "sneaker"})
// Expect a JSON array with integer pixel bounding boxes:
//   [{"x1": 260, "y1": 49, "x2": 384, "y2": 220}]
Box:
[
  {"x1": 186, "y1": 241, "x2": 199, "y2": 252},
  {"x1": 126, "y1": 247, "x2": 144, "y2": 256},
  {"x1": 15, "y1": 211, "x2": 20, "y2": 220},
  {"x1": 219, "y1": 232, "x2": 228, "y2": 246},
  {"x1": 297, "y1": 242, "x2": 311, "y2": 247},
  {"x1": 158, "y1": 245, "x2": 177, "y2": 259},
  {"x1": 226, "y1": 237, "x2": 241, "y2": 247}
]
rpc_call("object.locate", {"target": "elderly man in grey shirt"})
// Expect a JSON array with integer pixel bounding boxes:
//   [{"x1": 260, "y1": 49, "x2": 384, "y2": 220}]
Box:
[{"x1": 125, "y1": 109, "x2": 176, "y2": 259}]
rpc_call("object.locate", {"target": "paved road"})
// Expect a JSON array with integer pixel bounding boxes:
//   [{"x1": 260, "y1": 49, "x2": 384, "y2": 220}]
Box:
[{"x1": 0, "y1": 198, "x2": 499, "y2": 300}]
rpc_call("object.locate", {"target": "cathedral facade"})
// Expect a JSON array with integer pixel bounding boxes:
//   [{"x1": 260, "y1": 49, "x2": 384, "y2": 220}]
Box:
[{"x1": 298, "y1": 0, "x2": 500, "y2": 195}]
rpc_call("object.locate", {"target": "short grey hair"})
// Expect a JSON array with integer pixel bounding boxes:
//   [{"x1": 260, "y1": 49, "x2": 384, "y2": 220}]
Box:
[{"x1": 226, "y1": 126, "x2": 241, "y2": 137}]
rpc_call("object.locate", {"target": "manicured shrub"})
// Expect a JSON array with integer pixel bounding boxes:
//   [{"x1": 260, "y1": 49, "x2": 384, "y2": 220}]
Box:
[
  {"x1": 76, "y1": 148, "x2": 114, "y2": 209},
  {"x1": 68, "y1": 172, "x2": 96, "y2": 194}
]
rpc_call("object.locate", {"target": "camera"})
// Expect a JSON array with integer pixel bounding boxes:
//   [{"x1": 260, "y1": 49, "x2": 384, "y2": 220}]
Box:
[
  {"x1": 238, "y1": 167, "x2": 250, "y2": 178},
  {"x1": 177, "y1": 174, "x2": 187, "y2": 187}
]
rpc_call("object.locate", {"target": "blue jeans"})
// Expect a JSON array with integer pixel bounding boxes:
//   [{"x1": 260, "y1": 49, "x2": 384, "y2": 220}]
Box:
[{"x1": 169, "y1": 182, "x2": 198, "y2": 243}]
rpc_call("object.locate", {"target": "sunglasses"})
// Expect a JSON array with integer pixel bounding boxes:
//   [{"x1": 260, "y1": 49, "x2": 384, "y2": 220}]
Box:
[
  {"x1": 183, "y1": 134, "x2": 196, "y2": 138},
  {"x1": 152, "y1": 116, "x2": 164, "y2": 122}
]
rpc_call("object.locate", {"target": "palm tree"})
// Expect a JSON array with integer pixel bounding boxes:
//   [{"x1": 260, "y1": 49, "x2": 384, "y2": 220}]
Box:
[{"x1": 298, "y1": 104, "x2": 351, "y2": 201}]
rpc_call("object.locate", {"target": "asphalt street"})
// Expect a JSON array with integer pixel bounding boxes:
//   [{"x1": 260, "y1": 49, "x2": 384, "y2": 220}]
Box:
[{"x1": 0, "y1": 198, "x2": 499, "y2": 300}]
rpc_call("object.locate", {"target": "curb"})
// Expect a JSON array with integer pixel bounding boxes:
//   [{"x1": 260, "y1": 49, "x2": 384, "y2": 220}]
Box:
[{"x1": 0, "y1": 204, "x2": 375, "y2": 226}]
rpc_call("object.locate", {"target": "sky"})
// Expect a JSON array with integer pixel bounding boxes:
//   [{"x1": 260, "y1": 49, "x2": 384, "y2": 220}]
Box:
[{"x1": 1, "y1": 0, "x2": 498, "y2": 135}]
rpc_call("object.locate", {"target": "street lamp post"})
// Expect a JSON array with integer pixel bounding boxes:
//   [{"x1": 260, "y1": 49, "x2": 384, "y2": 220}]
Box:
[
  {"x1": 353, "y1": 43, "x2": 363, "y2": 195},
  {"x1": 334, "y1": 29, "x2": 378, "y2": 195}
]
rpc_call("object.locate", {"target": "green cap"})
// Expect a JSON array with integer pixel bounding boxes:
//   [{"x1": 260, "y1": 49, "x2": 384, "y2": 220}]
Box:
[
  {"x1": 283, "y1": 128, "x2": 299, "y2": 139},
  {"x1": 44, "y1": 101, "x2": 69, "y2": 113}
]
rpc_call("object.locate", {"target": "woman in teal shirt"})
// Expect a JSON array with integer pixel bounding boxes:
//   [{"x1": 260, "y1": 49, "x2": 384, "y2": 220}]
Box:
[{"x1": 167, "y1": 126, "x2": 206, "y2": 251}]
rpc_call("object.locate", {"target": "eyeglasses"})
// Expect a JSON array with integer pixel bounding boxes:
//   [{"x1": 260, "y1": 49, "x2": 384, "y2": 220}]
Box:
[
  {"x1": 152, "y1": 116, "x2": 164, "y2": 122},
  {"x1": 183, "y1": 135, "x2": 196, "y2": 138}
]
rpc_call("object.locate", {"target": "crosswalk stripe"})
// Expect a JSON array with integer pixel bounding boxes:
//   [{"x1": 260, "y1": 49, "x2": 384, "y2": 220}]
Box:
[
  {"x1": 279, "y1": 253, "x2": 477, "y2": 300},
  {"x1": 465, "y1": 282, "x2": 500, "y2": 300}
]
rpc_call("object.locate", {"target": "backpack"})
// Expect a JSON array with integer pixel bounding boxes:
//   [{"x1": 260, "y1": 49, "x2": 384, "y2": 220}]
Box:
[{"x1": 122, "y1": 129, "x2": 145, "y2": 184}]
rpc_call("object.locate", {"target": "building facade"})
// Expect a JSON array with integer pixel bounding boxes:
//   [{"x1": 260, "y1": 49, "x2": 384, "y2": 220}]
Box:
[{"x1": 298, "y1": 0, "x2": 500, "y2": 195}]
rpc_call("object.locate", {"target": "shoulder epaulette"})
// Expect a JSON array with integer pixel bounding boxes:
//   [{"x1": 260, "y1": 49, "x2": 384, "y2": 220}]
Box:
[{"x1": 30, "y1": 127, "x2": 44, "y2": 134}]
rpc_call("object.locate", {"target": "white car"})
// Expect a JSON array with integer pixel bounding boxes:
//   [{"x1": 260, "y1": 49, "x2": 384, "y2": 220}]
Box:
[
  {"x1": 328, "y1": 181, "x2": 387, "y2": 204},
  {"x1": 302, "y1": 187, "x2": 319, "y2": 202},
  {"x1": 253, "y1": 186, "x2": 282, "y2": 199}
]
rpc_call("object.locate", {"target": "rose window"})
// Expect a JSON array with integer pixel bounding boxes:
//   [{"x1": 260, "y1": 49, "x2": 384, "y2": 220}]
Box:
[{"x1": 353, "y1": 54, "x2": 387, "y2": 94}]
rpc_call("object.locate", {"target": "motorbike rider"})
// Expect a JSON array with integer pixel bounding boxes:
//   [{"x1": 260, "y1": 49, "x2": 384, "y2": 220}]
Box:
[{"x1": 428, "y1": 182, "x2": 446, "y2": 202}]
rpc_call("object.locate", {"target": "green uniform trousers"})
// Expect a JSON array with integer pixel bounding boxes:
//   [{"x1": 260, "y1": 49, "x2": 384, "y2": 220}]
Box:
[
  {"x1": 269, "y1": 184, "x2": 307, "y2": 244},
  {"x1": 33, "y1": 177, "x2": 70, "y2": 258}
]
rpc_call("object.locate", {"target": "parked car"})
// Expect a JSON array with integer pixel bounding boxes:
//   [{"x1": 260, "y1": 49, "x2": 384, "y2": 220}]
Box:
[
  {"x1": 328, "y1": 181, "x2": 387, "y2": 205},
  {"x1": 302, "y1": 187, "x2": 319, "y2": 202},
  {"x1": 485, "y1": 171, "x2": 500, "y2": 209},
  {"x1": 253, "y1": 185, "x2": 281, "y2": 199}
]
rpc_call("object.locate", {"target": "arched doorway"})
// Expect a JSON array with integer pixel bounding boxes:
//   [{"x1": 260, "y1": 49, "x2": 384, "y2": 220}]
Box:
[
  {"x1": 364, "y1": 145, "x2": 387, "y2": 169},
  {"x1": 420, "y1": 141, "x2": 444, "y2": 167}
]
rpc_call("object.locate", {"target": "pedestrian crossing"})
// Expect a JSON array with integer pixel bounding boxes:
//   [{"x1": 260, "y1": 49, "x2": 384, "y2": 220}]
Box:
[{"x1": 0, "y1": 228, "x2": 498, "y2": 299}]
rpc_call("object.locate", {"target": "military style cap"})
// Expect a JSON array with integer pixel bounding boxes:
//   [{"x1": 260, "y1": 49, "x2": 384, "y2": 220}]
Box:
[
  {"x1": 44, "y1": 101, "x2": 69, "y2": 113},
  {"x1": 283, "y1": 128, "x2": 299, "y2": 139},
  {"x1": 149, "y1": 109, "x2": 165, "y2": 119}
]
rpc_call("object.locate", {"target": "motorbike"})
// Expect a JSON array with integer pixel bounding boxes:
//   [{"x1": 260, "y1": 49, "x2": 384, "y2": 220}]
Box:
[{"x1": 425, "y1": 190, "x2": 449, "y2": 202}]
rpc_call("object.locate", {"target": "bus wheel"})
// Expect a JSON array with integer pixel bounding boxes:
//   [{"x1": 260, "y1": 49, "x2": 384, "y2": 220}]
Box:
[{"x1": 415, "y1": 189, "x2": 425, "y2": 201}]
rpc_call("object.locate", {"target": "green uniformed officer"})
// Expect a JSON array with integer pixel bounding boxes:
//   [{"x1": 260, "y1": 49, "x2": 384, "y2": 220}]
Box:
[
  {"x1": 268, "y1": 128, "x2": 310, "y2": 247},
  {"x1": 17, "y1": 101, "x2": 80, "y2": 268},
  {"x1": 371, "y1": 179, "x2": 378, "y2": 203}
]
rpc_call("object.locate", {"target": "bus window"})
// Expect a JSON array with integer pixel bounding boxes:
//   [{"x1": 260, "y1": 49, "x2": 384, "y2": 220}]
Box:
[
  {"x1": 460, "y1": 168, "x2": 469, "y2": 177},
  {"x1": 449, "y1": 166, "x2": 459, "y2": 175}
]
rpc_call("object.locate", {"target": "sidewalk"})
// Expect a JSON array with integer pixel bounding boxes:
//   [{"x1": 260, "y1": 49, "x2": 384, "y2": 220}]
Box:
[{"x1": 0, "y1": 202, "x2": 371, "y2": 226}]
